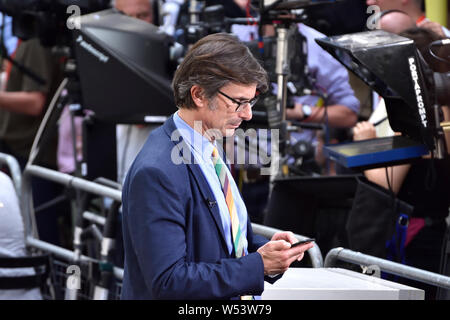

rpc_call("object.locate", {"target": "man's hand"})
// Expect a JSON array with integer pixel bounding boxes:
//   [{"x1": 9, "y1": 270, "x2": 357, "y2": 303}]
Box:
[
  {"x1": 417, "y1": 20, "x2": 446, "y2": 38},
  {"x1": 353, "y1": 121, "x2": 376, "y2": 141},
  {"x1": 256, "y1": 231, "x2": 314, "y2": 276}
]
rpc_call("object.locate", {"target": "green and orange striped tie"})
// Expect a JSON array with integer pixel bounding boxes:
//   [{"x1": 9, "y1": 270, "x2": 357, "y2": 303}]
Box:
[{"x1": 211, "y1": 147, "x2": 246, "y2": 258}]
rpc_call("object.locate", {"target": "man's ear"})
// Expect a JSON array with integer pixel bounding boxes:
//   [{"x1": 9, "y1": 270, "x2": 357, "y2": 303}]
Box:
[{"x1": 190, "y1": 85, "x2": 208, "y2": 109}]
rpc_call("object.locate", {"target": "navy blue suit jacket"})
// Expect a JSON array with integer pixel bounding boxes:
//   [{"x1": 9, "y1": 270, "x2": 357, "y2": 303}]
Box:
[{"x1": 121, "y1": 115, "x2": 270, "y2": 299}]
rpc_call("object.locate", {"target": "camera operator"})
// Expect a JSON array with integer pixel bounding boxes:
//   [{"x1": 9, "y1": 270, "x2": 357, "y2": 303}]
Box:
[
  {"x1": 0, "y1": 36, "x2": 66, "y2": 246},
  {"x1": 284, "y1": 22, "x2": 360, "y2": 169},
  {"x1": 352, "y1": 15, "x2": 450, "y2": 299},
  {"x1": 231, "y1": 18, "x2": 360, "y2": 221}
]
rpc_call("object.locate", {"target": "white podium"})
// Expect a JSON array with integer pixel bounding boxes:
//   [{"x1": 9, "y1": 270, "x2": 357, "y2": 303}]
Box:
[{"x1": 262, "y1": 268, "x2": 424, "y2": 300}]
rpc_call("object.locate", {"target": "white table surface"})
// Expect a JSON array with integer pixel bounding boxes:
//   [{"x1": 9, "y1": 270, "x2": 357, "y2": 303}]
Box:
[{"x1": 262, "y1": 268, "x2": 424, "y2": 300}]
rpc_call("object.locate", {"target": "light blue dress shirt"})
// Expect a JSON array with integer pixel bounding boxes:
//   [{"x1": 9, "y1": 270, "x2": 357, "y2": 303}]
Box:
[
  {"x1": 0, "y1": 14, "x2": 18, "y2": 56},
  {"x1": 173, "y1": 112, "x2": 249, "y2": 256}
]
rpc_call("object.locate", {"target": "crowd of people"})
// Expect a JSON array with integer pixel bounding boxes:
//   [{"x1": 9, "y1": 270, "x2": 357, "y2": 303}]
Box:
[{"x1": 0, "y1": 0, "x2": 449, "y2": 300}]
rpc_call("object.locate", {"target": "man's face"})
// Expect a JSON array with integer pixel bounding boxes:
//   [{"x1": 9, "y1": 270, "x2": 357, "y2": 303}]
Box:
[
  {"x1": 200, "y1": 82, "x2": 256, "y2": 139},
  {"x1": 115, "y1": 0, "x2": 153, "y2": 23},
  {"x1": 366, "y1": 0, "x2": 403, "y2": 11}
]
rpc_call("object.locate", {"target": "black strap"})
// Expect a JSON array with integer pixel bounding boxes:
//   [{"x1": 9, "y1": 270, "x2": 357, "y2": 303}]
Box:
[
  {"x1": 0, "y1": 255, "x2": 49, "y2": 268},
  {"x1": 0, "y1": 273, "x2": 48, "y2": 290},
  {"x1": 0, "y1": 255, "x2": 50, "y2": 290}
]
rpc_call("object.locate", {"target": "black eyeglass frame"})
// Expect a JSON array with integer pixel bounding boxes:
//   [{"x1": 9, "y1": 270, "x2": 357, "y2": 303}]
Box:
[{"x1": 217, "y1": 90, "x2": 260, "y2": 112}]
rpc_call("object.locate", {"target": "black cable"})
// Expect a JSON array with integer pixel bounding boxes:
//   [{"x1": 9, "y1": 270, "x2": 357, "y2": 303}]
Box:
[
  {"x1": 425, "y1": 151, "x2": 437, "y2": 192},
  {"x1": 385, "y1": 166, "x2": 394, "y2": 195},
  {"x1": 428, "y1": 40, "x2": 450, "y2": 66}
]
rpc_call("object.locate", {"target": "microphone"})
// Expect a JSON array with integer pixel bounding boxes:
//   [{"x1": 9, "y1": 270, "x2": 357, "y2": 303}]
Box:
[{"x1": 206, "y1": 198, "x2": 217, "y2": 208}]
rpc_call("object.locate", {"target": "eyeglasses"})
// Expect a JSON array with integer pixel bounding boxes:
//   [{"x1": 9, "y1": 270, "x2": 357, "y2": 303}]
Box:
[{"x1": 217, "y1": 90, "x2": 259, "y2": 113}]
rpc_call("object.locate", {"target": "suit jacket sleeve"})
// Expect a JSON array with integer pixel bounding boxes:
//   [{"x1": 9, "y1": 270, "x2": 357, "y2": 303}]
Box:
[{"x1": 123, "y1": 165, "x2": 266, "y2": 299}]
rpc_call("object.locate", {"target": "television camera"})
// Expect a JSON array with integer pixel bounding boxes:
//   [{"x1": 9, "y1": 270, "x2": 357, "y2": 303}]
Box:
[{"x1": 179, "y1": 0, "x2": 344, "y2": 177}]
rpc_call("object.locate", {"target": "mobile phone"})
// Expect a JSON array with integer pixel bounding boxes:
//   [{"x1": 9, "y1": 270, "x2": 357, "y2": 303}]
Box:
[{"x1": 290, "y1": 238, "x2": 315, "y2": 248}]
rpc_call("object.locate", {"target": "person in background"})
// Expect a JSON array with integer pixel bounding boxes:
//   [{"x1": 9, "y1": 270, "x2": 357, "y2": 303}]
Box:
[
  {"x1": 229, "y1": 9, "x2": 360, "y2": 222},
  {"x1": 366, "y1": 0, "x2": 450, "y2": 37},
  {"x1": 377, "y1": 10, "x2": 416, "y2": 34},
  {"x1": 0, "y1": 171, "x2": 43, "y2": 300},
  {"x1": 0, "y1": 35, "x2": 66, "y2": 246}
]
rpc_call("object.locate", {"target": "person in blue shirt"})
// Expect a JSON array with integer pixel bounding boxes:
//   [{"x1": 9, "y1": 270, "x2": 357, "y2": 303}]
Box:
[
  {"x1": 120, "y1": 33, "x2": 314, "y2": 300},
  {"x1": 0, "y1": 14, "x2": 18, "y2": 56},
  {"x1": 231, "y1": 21, "x2": 361, "y2": 222}
]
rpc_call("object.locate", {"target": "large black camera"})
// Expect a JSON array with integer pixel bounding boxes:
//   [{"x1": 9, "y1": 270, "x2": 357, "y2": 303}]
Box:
[{"x1": 0, "y1": 0, "x2": 110, "y2": 46}]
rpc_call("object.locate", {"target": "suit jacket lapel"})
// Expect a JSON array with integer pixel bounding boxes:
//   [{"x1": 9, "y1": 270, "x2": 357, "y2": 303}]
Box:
[{"x1": 163, "y1": 116, "x2": 228, "y2": 251}]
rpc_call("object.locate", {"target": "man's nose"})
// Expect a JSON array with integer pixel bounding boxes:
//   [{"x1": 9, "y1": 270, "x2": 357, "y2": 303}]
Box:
[{"x1": 238, "y1": 105, "x2": 252, "y2": 121}]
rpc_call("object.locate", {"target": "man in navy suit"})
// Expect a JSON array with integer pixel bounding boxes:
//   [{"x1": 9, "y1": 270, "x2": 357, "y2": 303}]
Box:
[{"x1": 121, "y1": 33, "x2": 314, "y2": 300}]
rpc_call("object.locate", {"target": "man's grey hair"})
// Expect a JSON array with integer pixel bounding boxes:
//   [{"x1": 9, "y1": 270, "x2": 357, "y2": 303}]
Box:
[{"x1": 172, "y1": 33, "x2": 269, "y2": 110}]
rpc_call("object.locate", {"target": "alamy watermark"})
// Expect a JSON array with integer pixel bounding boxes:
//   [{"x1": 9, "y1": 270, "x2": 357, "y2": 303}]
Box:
[
  {"x1": 66, "y1": 5, "x2": 81, "y2": 30},
  {"x1": 66, "y1": 265, "x2": 81, "y2": 290},
  {"x1": 366, "y1": 5, "x2": 382, "y2": 30},
  {"x1": 170, "y1": 121, "x2": 279, "y2": 176}
]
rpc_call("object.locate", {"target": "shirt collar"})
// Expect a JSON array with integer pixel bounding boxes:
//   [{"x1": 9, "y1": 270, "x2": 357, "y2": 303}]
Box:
[{"x1": 173, "y1": 111, "x2": 216, "y2": 162}]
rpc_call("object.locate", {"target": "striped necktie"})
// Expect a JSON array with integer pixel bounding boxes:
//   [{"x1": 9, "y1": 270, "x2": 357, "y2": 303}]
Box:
[{"x1": 211, "y1": 147, "x2": 246, "y2": 258}]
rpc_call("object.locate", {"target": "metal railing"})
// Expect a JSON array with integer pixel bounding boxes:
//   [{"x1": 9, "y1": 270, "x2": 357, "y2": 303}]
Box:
[
  {"x1": 251, "y1": 223, "x2": 323, "y2": 268},
  {"x1": 19, "y1": 164, "x2": 450, "y2": 298},
  {"x1": 20, "y1": 164, "x2": 122, "y2": 239},
  {"x1": 0, "y1": 152, "x2": 22, "y2": 195},
  {"x1": 26, "y1": 236, "x2": 124, "y2": 281},
  {"x1": 324, "y1": 247, "x2": 450, "y2": 290},
  {"x1": 21, "y1": 165, "x2": 323, "y2": 279}
]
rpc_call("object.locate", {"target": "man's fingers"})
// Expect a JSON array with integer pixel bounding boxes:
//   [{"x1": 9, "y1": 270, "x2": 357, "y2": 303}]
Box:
[
  {"x1": 271, "y1": 231, "x2": 297, "y2": 244},
  {"x1": 269, "y1": 240, "x2": 292, "y2": 251},
  {"x1": 287, "y1": 242, "x2": 314, "y2": 257}
]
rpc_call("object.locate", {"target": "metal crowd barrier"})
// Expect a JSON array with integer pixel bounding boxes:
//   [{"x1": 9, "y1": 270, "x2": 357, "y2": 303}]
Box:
[
  {"x1": 26, "y1": 237, "x2": 124, "y2": 281},
  {"x1": 18, "y1": 164, "x2": 450, "y2": 298},
  {"x1": 20, "y1": 164, "x2": 122, "y2": 239},
  {"x1": 20, "y1": 165, "x2": 323, "y2": 281},
  {"x1": 251, "y1": 223, "x2": 323, "y2": 268},
  {"x1": 0, "y1": 152, "x2": 22, "y2": 195},
  {"x1": 324, "y1": 247, "x2": 450, "y2": 290}
]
